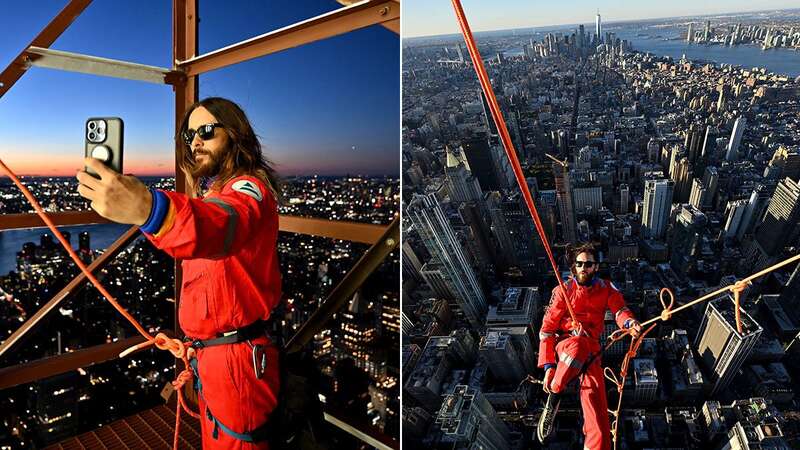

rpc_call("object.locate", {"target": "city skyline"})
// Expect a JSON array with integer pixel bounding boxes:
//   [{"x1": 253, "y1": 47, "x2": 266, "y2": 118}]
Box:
[
  {"x1": 403, "y1": 2, "x2": 800, "y2": 38},
  {"x1": 0, "y1": 1, "x2": 400, "y2": 177}
]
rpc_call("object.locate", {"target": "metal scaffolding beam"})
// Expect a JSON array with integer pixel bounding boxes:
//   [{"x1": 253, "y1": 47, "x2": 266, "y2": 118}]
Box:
[
  {"x1": 178, "y1": 0, "x2": 399, "y2": 76},
  {"x1": 285, "y1": 215, "x2": 399, "y2": 354},
  {"x1": 23, "y1": 46, "x2": 183, "y2": 84},
  {"x1": 0, "y1": 210, "x2": 112, "y2": 231},
  {"x1": 0, "y1": 211, "x2": 388, "y2": 243},
  {"x1": 0, "y1": 0, "x2": 92, "y2": 99},
  {"x1": 0, "y1": 334, "x2": 165, "y2": 390}
]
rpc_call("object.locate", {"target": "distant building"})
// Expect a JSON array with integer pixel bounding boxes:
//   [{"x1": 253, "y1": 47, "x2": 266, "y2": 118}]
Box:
[
  {"x1": 695, "y1": 296, "x2": 762, "y2": 396},
  {"x1": 408, "y1": 194, "x2": 487, "y2": 329},
  {"x1": 479, "y1": 331, "x2": 526, "y2": 384},
  {"x1": 725, "y1": 117, "x2": 747, "y2": 161},
  {"x1": 633, "y1": 359, "x2": 658, "y2": 403},
  {"x1": 641, "y1": 179, "x2": 674, "y2": 239},
  {"x1": 435, "y1": 385, "x2": 511, "y2": 450}
]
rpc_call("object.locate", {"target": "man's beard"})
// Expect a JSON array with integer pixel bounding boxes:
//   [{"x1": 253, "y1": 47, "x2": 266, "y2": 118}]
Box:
[
  {"x1": 189, "y1": 150, "x2": 222, "y2": 179},
  {"x1": 575, "y1": 271, "x2": 595, "y2": 286}
]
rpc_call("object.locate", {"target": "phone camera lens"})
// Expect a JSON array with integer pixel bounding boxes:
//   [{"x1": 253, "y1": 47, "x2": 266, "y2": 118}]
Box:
[
  {"x1": 88, "y1": 122, "x2": 96, "y2": 130},
  {"x1": 88, "y1": 132, "x2": 96, "y2": 141}
]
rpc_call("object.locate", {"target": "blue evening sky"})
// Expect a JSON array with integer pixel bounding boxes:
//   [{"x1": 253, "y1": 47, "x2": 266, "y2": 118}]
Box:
[
  {"x1": 0, "y1": 1, "x2": 399, "y2": 177},
  {"x1": 403, "y1": 0, "x2": 800, "y2": 37}
]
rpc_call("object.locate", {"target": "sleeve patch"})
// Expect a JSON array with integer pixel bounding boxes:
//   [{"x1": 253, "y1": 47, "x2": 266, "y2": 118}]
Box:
[{"x1": 231, "y1": 180, "x2": 263, "y2": 202}]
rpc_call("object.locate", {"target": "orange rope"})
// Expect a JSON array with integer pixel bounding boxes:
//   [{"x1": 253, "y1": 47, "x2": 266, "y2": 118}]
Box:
[{"x1": 0, "y1": 158, "x2": 199, "y2": 449}]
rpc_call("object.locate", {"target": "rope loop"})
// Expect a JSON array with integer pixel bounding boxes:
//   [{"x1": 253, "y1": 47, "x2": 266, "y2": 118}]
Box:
[
  {"x1": 659, "y1": 287, "x2": 675, "y2": 321},
  {"x1": 604, "y1": 366, "x2": 621, "y2": 390},
  {"x1": 153, "y1": 333, "x2": 187, "y2": 359}
]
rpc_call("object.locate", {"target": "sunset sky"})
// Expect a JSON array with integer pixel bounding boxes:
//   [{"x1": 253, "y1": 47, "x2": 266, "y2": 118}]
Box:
[{"x1": 0, "y1": 1, "x2": 399, "y2": 177}]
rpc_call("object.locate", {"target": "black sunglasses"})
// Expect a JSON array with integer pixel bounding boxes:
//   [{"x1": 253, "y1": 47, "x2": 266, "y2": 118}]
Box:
[
  {"x1": 182, "y1": 123, "x2": 223, "y2": 145},
  {"x1": 574, "y1": 261, "x2": 597, "y2": 268}
]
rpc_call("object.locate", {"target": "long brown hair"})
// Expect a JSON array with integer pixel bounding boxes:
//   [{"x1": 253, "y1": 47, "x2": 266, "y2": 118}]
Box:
[{"x1": 177, "y1": 97, "x2": 282, "y2": 201}]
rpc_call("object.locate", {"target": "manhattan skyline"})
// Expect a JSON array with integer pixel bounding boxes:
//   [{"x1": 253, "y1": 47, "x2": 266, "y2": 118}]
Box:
[{"x1": 403, "y1": 1, "x2": 800, "y2": 38}]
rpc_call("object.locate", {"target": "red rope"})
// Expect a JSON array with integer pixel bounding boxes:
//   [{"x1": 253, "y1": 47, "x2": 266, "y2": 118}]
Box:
[
  {"x1": 0, "y1": 158, "x2": 199, "y2": 449},
  {"x1": 450, "y1": 0, "x2": 582, "y2": 331}
]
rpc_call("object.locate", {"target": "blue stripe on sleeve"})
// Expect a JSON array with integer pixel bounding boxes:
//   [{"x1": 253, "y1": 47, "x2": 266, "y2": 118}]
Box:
[{"x1": 140, "y1": 189, "x2": 169, "y2": 234}]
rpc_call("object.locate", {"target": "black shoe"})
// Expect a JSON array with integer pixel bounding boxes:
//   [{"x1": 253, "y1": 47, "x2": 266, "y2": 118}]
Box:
[{"x1": 537, "y1": 392, "x2": 560, "y2": 444}]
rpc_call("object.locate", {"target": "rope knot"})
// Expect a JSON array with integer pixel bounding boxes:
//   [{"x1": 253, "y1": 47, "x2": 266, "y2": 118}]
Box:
[
  {"x1": 153, "y1": 333, "x2": 187, "y2": 359},
  {"x1": 172, "y1": 368, "x2": 194, "y2": 390},
  {"x1": 731, "y1": 280, "x2": 750, "y2": 294}
]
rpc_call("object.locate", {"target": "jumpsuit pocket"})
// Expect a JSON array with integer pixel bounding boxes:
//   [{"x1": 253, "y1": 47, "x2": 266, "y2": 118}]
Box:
[{"x1": 178, "y1": 274, "x2": 209, "y2": 333}]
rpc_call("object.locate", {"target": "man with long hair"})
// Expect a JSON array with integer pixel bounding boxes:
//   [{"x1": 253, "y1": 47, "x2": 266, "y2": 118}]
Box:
[
  {"x1": 77, "y1": 97, "x2": 282, "y2": 449},
  {"x1": 536, "y1": 243, "x2": 641, "y2": 450}
]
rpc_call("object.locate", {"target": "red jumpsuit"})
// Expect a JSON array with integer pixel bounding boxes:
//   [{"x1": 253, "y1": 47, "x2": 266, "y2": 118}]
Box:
[
  {"x1": 538, "y1": 277, "x2": 635, "y2": 450},
  {"x1": 142, "y1": 175, "x2": 281, "y2": 449}
]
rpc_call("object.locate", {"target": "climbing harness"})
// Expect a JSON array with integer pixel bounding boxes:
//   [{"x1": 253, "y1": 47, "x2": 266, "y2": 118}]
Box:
[{"x1": 448, "y1": 1, "x2": 800, "y2": 448}]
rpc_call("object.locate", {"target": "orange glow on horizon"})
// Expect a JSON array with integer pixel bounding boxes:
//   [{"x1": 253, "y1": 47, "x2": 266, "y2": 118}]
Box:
[{"x1": 0, "y1": 152, "x2": 175, "y2": 177}]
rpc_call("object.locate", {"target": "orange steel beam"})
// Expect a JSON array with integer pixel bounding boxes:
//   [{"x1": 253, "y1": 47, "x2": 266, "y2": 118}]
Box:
[
  {"x1": 0, "y1": 0, "x2": 92, "y2": 99},
  {"x1": 278, "y1": 216, "x2": 387, "y2": 244},
  {"x1": 173, "y1": 0, "x2": 198, "y2": 392},
  {"x1": 178, "y1": 0, "x2": 399, "y2": 77},
  {"x1": 382, "y1": 18, "x2": 400, "y2": 34},
  {"x1": 0, "y1": 226, "x2": 141, "y2": 360},
  {"x1": 0, "y1": 210, "x2": 112, "y2": 230},
  {"x1": 0, "y1": 333, "x2": 171, "y2": 390},
  {"x1": 0, "y1": 211, "x2": 388, "y2": 243},
  {"x1": 285, "y1": 215, "x2": 398, "y2": 353}
]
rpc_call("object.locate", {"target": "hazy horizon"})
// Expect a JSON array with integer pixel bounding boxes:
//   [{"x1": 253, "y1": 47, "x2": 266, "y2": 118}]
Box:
[{"x1": 403, "y1": 1, "x2": 800, "y2": 38}]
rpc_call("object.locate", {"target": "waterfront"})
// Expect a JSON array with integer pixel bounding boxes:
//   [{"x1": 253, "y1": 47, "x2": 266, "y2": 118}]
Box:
[{"x1": 0, "y1": 223, "x2": 132, "y2": 274}]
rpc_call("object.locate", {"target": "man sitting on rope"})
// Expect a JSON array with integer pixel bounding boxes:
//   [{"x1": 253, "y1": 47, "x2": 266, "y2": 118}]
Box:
[{"x1": 537, "y1": 243, "x2": 641, "y2": 449}]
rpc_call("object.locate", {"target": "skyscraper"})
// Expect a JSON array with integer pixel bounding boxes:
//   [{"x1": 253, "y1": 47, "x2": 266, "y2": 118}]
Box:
[
  {"x1": 754, "y1": 177, "x2": 800, "y2": 257},
  {"x1": 553, "y1": 162, "x2": 577, "y2": 243},
  {"x1": 479, "y1": 91, "x2": 498, "y2": 137},
  {"x1": 479, "y1": 331, "x2": 526, "y2": 384},
  {"x1": 596, "y1": 11, "x2": 602, "y2": 43},
  {"x1": 486, "y1": 192, "x2": 518, "y2": 270},
  {"x1": 673, "y1": 157, "x2": 693, "y2": 202},
  {"x1": 408, "y1": 194, "x2": 487, "y2": 329},
  {"x1": 687, "y1": 22, "x2": 694, "y2": 43},
  {"x1": 685, "y1": 123, "x2": 704, "y2": 166},
  {"x1": 737, "y1": 184, "x2": 772, "y2": 241},
  {"x1": 694, "y1": 296, "x2": 762, "y2": 396},
  {"x1": 642, "y1": 179, "x2": 674, "y2": 239},
  {"x1": 461, "y1": 138, "x2": 500, "y2": 192},
  {"x1": 670, "y1": 204, "x2": 707, "y2": 275},
  {"x1": 725, "y1": 116, "x2": 747, "y2": 161},
  {"x1": 723, "y1": 199, "x2": 749, "y2": 240},
  {"x1": 445, "y1": 146, "x2": 483, "y2": 203},
  {"x1": 765, "y1": 145, "x2": 800, "y2": 182},
  {"x1": 633, "y1": 359, "x2": 658, "y2": 403},
  {"x1": 435, "y1": 385, "x2": 511, "y2": 450}
]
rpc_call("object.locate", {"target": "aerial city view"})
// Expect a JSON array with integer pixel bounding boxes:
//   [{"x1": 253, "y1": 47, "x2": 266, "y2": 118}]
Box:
[{"x1": 401, "y1": 3, "x2": 800, "y2": 449}]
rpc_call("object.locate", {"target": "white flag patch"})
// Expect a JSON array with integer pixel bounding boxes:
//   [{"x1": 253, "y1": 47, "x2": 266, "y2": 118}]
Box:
[{"x1": 231, "y1": 180, "x2": 263, "y2": 202}]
